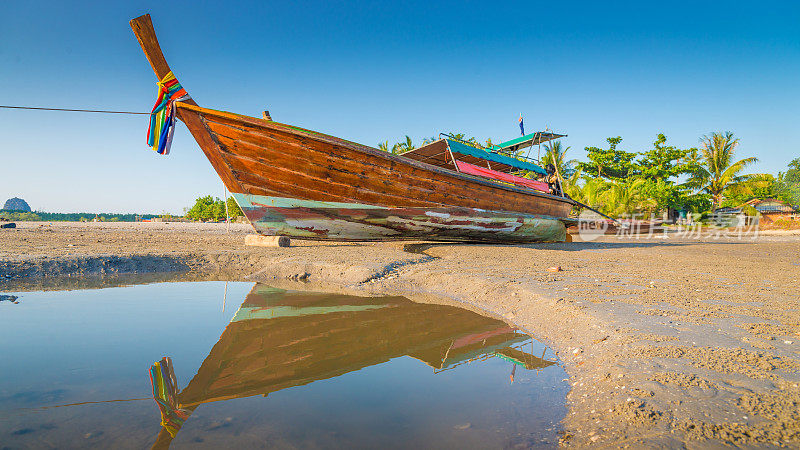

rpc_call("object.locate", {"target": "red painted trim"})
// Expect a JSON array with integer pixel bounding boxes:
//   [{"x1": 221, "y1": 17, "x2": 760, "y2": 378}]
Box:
[{"x1": 456, "y1": 161, "x2": 549, "y2": 193}]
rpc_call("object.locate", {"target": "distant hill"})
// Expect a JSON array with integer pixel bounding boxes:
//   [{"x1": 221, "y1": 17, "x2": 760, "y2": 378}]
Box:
[{"x1": 3, "y1": 197, "x2": 31, "y2": 212}]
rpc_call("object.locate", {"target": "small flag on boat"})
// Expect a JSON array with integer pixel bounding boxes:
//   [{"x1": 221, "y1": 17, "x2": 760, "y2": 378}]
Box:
[
  {"x1": 147, "y1": 71, "x2": 191, "y2": 155},
  {"x1": 518, "y1": 114, "x2": 524, "y2": 136}
]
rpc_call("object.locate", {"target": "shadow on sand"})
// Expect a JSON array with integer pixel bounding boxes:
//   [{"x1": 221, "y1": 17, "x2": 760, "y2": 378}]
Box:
[{"x1": 399, "y1": 239, "x2": 742, "y2": 254}]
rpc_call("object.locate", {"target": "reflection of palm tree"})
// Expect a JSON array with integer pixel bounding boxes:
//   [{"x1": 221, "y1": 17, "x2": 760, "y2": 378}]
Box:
[{"x1": 687, "y1": 132, "x2": 758, "y2": 210}]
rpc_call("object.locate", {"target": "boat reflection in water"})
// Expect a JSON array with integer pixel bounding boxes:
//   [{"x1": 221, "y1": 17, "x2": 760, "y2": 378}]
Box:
[{"x1": 149, "y1": 284, "x2": 556, "y2": 448}]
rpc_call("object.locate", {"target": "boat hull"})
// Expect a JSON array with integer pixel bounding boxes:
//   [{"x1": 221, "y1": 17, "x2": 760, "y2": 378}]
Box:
[
  {"x1": 234, "y1": 193, "x2": 567, "y2": 242},
  {"x1": 172, "y1": 103, "x2": 574, "y2": 242}
]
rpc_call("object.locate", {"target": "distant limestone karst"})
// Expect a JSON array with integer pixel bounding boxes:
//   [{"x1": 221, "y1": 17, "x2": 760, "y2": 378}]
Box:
[{"x1": 3, "y1": 197, "x2": 31, "y2": 212}]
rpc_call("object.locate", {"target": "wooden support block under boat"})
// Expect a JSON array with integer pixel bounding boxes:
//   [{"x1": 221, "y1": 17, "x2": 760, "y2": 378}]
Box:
[{"x1": 245, "y1": 234, "x2": 291, "y2": 247}]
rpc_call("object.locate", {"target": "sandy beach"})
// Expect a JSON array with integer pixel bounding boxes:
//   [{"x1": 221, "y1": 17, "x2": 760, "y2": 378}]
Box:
[{"x1": 2, "y1": 221, "x2": 799, "y2": 447}]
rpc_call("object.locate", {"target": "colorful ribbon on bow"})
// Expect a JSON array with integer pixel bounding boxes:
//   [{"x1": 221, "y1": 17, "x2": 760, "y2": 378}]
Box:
[
  {"x1": 147, "y1": 71, "x2": 190, "y2": 155},
  {"x1": 149, "y1": 356, "x2": 190, "y2": 437}
]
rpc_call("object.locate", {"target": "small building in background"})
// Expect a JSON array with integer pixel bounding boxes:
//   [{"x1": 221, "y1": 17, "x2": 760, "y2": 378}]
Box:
[
  {"x1": 151, "y1": 217, "x2": 190, "y2": 223},
  {"x1": 741, "y1": 198, "x2": 798, "y2": 224},
  {"x1": 716, "y1": 198, "x2": 799, "y2": 226}
]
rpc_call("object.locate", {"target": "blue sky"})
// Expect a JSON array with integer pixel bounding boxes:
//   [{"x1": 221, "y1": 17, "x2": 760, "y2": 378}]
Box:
[{"x1": 2, "y1": 1, "x2": 798, "y2": 214}]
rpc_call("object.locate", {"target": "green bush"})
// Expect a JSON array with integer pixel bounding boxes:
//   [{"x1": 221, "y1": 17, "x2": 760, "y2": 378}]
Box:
[{"x1": 186, "y1": 195, "x2": 243, "y2": 221}]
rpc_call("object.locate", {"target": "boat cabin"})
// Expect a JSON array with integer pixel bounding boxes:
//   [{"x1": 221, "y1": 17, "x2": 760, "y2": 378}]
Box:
[{"x1": 399, "y1": 132, "x2": 566, "y2": 195}]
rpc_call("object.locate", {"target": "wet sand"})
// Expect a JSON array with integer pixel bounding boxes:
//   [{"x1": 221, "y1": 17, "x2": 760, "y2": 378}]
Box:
[{"x1": 2, "y1": 222, "x2": 799, "y2": 447}]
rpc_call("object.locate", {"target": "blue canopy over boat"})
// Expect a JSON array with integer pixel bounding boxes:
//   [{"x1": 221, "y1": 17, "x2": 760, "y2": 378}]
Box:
[
  {"x1": 446, "y1": 139, "x2": 547, "y2": 175},
  {"x1": 488, "y1": 132, "x2": 565, "y2": 153}
]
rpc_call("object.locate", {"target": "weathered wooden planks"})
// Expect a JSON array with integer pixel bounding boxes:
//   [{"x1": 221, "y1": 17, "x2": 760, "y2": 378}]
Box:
[
  {"x1": 183, "y1": 106, "x2": 574, "y2": 218},
  {"x1": 191, "y1": 105, "x2": 572, "y2": 206}
]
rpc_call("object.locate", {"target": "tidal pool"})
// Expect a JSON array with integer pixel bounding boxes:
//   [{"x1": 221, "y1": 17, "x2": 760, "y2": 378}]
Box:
[{"x1": 0, "y1": 281, "x2": 567, "y2": 448}]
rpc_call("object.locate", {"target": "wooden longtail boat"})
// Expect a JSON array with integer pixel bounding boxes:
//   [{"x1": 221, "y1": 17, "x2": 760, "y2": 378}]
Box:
[
  {"x1": 131, "y1": 14, "x2": 577, "y2": 243},
  {"x1": 148, "y1": 285, "x2": 554, "y2": 447}
]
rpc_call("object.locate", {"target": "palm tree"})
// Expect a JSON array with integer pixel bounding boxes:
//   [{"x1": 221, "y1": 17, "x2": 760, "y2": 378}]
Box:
[
  {"x1": 421, "y1": 136, "x2": 437, "y2": 145},
  {"x1": 394, "y1": 135, "x2": 416, "y2": 154},
  {"x1": 599, "y1": 179, "x2": 658, "y2": 217},
  {"x1": 563, "y1": 169, "x2": 587, "y2": 201},
  {"x1": 541, "y1": 141, "x2": 577, "y2": 179},
  {"x1": 688, "y1": 132, "x2": 758, "y2": 210},
  {"x1": 377, "y1": 141, "x2": 390, "y2": 153},
  {"x1": 447, "y1": 132, "x2": 478, "y2": 145},
  {"x1": 566, "y1": 175, "x2": 607, "y2": 210},
  {"x1": 723, "y1": 173, "x2": 776, "y2": 203}
]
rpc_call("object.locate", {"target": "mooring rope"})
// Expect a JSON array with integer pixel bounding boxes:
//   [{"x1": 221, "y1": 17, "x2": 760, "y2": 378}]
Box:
[{"x1": 0, "y1": 105, "x2": 150, "y2": 115}]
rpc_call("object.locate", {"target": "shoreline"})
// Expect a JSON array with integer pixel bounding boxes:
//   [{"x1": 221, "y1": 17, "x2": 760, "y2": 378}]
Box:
[{"x1": 2, "y1": 222, "x2": 799, "y2": 447}]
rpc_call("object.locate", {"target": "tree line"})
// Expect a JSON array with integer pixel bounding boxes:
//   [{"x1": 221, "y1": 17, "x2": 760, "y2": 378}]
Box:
[
  {"x1": 562, "y1": 132, "x2": 798, "y2": 217},
  {"x1": 0, "y1": 211, "x2": 159, "y2": 222},
  {"x1": 377, "y1": 133, "x2": 494, "y2": 154}
]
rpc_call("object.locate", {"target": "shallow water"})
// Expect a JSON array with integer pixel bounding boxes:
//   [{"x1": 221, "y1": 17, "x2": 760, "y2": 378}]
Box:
[{"x1": 0, "y1": 281, "x2": 567, "y2": 448}]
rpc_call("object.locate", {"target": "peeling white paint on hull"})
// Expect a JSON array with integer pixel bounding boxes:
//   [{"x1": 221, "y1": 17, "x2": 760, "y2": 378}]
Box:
[{"x1": 233, "y1": 194, "x2": 567, "y2": 243}]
